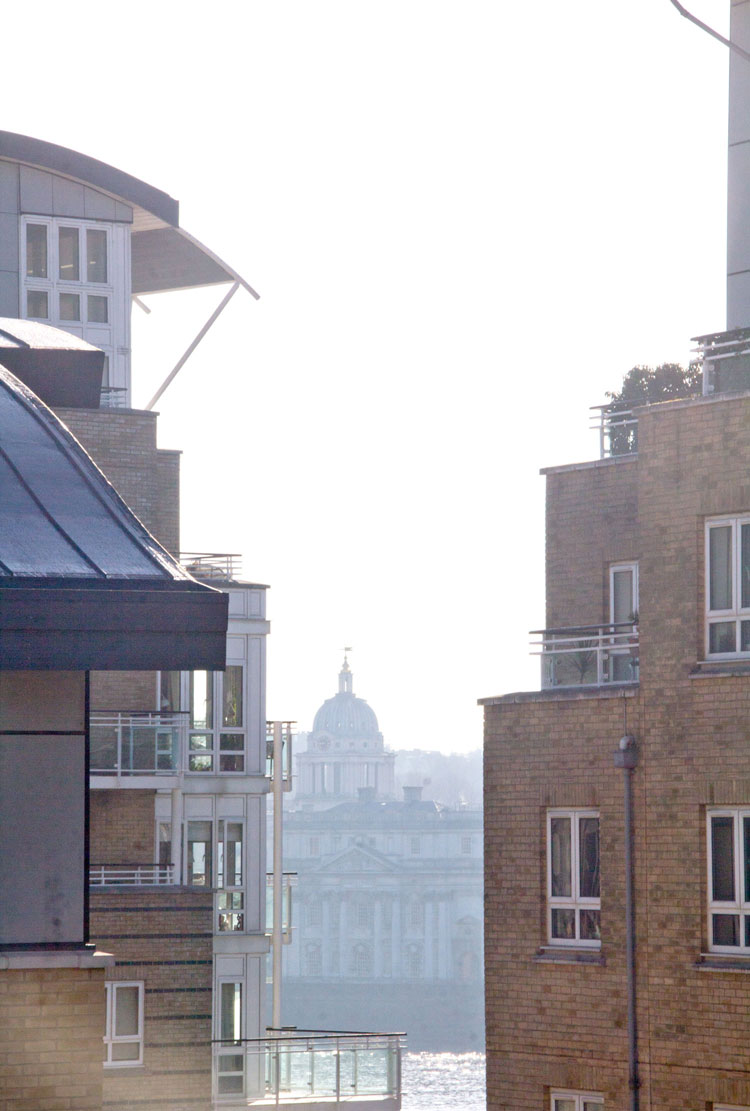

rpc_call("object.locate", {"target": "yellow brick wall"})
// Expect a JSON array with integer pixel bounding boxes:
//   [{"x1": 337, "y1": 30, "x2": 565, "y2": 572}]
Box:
[
  {"x1": 0, "y1": 968, "x2": 105, "y2": 1111},
  {"x1": 485, "y1": 393, "x2": 750, "y2": 1109}
]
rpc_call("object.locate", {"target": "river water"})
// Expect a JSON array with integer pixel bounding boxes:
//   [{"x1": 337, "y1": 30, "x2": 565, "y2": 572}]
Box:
[{"x1": 401, "y1": 1051, "x2": 486, "y2": 1110}]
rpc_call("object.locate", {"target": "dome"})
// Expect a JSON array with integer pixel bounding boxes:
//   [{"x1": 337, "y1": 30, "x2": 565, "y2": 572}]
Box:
[
  {"x1": 311, "y1": 655, "x2": 381, "y2": 740},
  {"x1": 313, "y1": 692, "x2": 380, "y2": 739}
]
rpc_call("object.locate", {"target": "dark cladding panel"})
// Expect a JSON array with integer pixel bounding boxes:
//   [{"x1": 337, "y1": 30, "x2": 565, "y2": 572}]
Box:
[{"x1": 0, "y1": 734, "x2": 85, "y2": 945}]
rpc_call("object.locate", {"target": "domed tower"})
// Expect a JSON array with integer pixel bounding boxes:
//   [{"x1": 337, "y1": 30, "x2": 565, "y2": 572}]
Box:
[{"x1": 294, "y1": 654, "x2": 396, "y2": 808}]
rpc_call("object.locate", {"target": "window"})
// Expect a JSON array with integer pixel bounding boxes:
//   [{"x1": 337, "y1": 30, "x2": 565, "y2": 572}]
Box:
[
  {"x1": 547, "y1": 810, "x2": 601, "y2": 947},
  {"x1": 304, "y1": 944, "x2": 322, "y2": 976},
  {"x1": 104, "y1": 982, "x2": 143, "y2": 1066},
  {"x1": 306, "y1": 899, "x2": 322, "y2": 928},
  {"x1": 187, "y1": 821, "x2": 212, "y2": 886},
  {"x1": 609, "y1": 562, "x2": 639, "y2": 681},
  {"x1": 410, "y1": 837, "x2": 421, "y2": 855},
  {"x1": 22, "y1": 217, "x2": 126, "y2": 393},
  {"x1": 216, "y1": 981, "x2": 243, "y2": 1095},
  {"x1": 405, "y1": 943, "x2": 423, "y2": 979},
  {"x1": 185, "y1": 669, "x2": 246, "y2": 773},
  {"x1": 706, "y1": 517, "x2": 750, "y2": 656},
  {"x1": 309, "y1": 837, "x2": 320, "y2": 857},
  {"x1": 707, "y1": 809, "x2": 750, "y2": 952},
  {"x1": 352, "y1": 943, "x2": 373, "y2": 977},
  {"x1": 217, "y1": 821, "x2": 244, "y2": 931},
  {"x1": 551, "y1": 1093, "x2": 603, "y2": 1111},
  {"x1": 461, "y1": 836, "x2": 472, "y2": 855}
]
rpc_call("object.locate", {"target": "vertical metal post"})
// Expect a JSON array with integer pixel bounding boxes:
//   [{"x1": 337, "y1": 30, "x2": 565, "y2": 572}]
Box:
[
  {"x1": 615, "y1": 734, "x2": 639, "y2": 1111},
  {"x1": 272, "y1": 722, "x2": 284, "y2": 1030}
]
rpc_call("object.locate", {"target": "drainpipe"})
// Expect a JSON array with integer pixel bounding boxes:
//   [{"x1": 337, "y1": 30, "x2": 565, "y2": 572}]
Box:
[{"x1": 614, "y1": 734, "x2": 639, "y2": 1111}]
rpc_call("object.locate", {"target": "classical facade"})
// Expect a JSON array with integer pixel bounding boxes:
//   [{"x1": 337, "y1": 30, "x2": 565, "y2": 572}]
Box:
[{"x1": 284, "y1": 660, "x2": 484, "y2": 1050}]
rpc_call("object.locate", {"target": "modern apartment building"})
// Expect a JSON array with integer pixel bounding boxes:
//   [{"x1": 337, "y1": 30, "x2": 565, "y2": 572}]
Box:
[{"x1": 0, "y1": 133, "x2": 402, "y2": 1110}]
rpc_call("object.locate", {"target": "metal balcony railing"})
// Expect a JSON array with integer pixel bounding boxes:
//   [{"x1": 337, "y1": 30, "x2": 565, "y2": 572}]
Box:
[
  {"x1": 590, "y1": 403, "x2": 638, "y2": 458},
  {"x1": 90, "y1": 711, "x2": 187, "y2": 775},
  {"x1": 265, "y1": 872, "x2": 296, "y2": 941},
  {"x1": 213, "y1": 1031, "x2": 404, "y2": 1106},
  {"x1": 532, "y1": 622, "x2": 639, "y2": 688},
  {"x1": 90, "y1": 863, "x2": 174, "y2": 886},
  {"x1": 99, "y1": 386, "x2": 129, "y2": 409},
  {"x1": 180, "y1": 552, "x2": 243, "y2": 581}
]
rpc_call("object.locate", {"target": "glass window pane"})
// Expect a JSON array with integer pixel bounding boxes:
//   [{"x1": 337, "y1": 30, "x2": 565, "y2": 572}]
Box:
[
  {"x1": 612, "y1": 569, "x2": 634, "y2": 623},
  {"x1": 59, "y1": 227, "x2": 79, "y2": 280},
  {"x1": 551, "y1": 908, "x2": 575, "y2": 940},
  {"x1": 26, "y1": 224, "x2": 47, "y2": 277},
  {"x1": 189, "y1": 752, "x2": 213, "y2": 772},
  {"x1": 712, "y1": 816, "x2": 736, "y2": 901},
  {"x1": 220, "y1": 735, "x2": 244, "y2": 773},
  {"x1": 709, "y1": 621, "x2": 736, "y2": 655},
  {"x1": 583, "y1": 1103, "x2": 603, "y2": 1111},
  {"x1": 158, "y1": 821, "x2": 171, "y2": 869},
  {"x1": 59, "y1": 292, "x2": 80, "y2": 321},
  {"x1": 160, "y1": 671, "x2": 180, "y2": 712},
  {"x1": 112, "y1": 1041, "x2": 140, "y2": 1061},
  {"x1": 187, "y1": 820, "x2": 212, "y2": 885},
  {"x1": 713, "y1": 913, "x2": 740, "y2": 946},
  {"x1": 554, "y1": 1099, "x2": 576, "y2": 1111},
  {"x1": 580, "y1": 909, "x2": 601, "y2": 941},
  {"x1": 27, "y1": 290, "x2": 48, "y2": 319},
  {"x1": 710, "y1": 525, "x2": 733, "y2": 610},
  {"x1": 742, "y1": 524, "x2": 750, "y2": 610},
  {"x1": 742, "y1": 621, "x2": 750, "y2": 653},
  {"x1": 87, "y1": 228, "x2": 107, "y2": 282},
  {"x1": 223, "y1": 666, "x2": 243, "y2": 726},
  {"x1": 190, "y1": 671, "x2": 213, "y2": 728},
  {"x1": 114, "y1": 986, "x2": 139, "y2": 1036},
  {"x1": 88, "y1": 294, "x2": 108, "y2": 323},
  {"x1": 550, "y1": 817, "x2": 571, "y2": 897},
  {"x1": 579, "y1": 817, "x2": 600, "y2": 898},
  {"x1": 220, "y1": 982, "x2": 242, "y2": 1041},
  {"x1": 226, "y1": 822, "x2": 243, "y2": 886},
  {"x1": 745, "y1": 817, "x2": 750, "y2": 903}
]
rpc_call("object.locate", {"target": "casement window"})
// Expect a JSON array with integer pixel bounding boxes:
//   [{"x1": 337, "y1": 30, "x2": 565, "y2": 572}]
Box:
[
  {"x1": 551, "y1": 1093, "x2": 603, "y2": 1111},
  {"x1": 217, "y1": 820, "x2": 244, "y2": 932},
  {"x1": 707, "y1": 809, "x2": 750, "y2": 952},
  {"x1": 547, "y1": 810, "x2": 601, "y2": 947},
  {"x1": 216, "y1": 980, "x2": 244, "y2": 1095},
  {"x1": 104, "y1": 982, "x2": 143, "y2": 1066},
  {"x1": 162, "y1": 667, "x2": 246, "y2": 773},
  {"x1": 22, "y1": 216, "x2": 129, "y2": 395},
  {"x1": 609, "y1": 562, "x2": 639, "y2": 682},
  {"x1": 706, "y1": 517, "x2": 750, "y2": 656}
]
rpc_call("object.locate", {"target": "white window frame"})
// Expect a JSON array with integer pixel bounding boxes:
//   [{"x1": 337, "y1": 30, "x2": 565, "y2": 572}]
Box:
[
  {"x1": 181, "y1": 668, "x2": 247, "y2": 775},
  {"x1": 705, "y1": 516, "x2": 750, "y2": 658},
  {"x1": 609, "y1": 561, "x2": 639, "y2": 624},
  {"x1": 104, "y1": 981, "x2": 144, "y2": 1067},
  {"x1": 550, "y1": 1092, "x2": 603, "y2": 1111},
  {"x1": 707, "y1": 808, "x2": 750, "y2": 954},
  {"x1": 216, "y1": 818, "x2": 245, "y2": 933},
  {"x1": 21, "y1": 215, "x2": 129, "y2": 396},
  {"x1": 547, "y1": 809, "x2": 601, "y2": 949}
]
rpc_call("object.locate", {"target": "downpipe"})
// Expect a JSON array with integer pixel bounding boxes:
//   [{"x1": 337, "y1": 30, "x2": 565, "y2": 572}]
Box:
[{"x1": 615, "y1": 734, "x2": 639, "y2": 1111}]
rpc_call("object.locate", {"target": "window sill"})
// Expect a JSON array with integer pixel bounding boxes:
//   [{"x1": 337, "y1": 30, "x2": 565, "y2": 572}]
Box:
[
  {"x1": 691, "y1": 661, "x2": 750, "y2": 678},
  {"x1": 534, "y1": 947, "x2": 604, "y2": 966},
  {"x1": 695, "y1": 953, "x2": 750, "y2": 972}
]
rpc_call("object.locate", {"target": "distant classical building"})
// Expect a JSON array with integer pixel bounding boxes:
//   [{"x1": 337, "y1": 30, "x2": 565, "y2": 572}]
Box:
[{"x1": 283, "y1": 659, "x2": 484, "y2": 1051}]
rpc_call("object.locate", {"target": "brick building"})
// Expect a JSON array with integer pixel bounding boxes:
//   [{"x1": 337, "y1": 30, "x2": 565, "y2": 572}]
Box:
[{"x1": 0, "y1": 132, "x2": 402, "y2": 1111}]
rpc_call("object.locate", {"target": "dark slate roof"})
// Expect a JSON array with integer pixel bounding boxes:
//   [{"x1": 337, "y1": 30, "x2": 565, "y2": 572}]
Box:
[
  {"x1": 0, "y1": 363, "x2": 227, "y2": 668},
  {"x1": 0, "y1": 319, "x2": 105, "y2": 409}
]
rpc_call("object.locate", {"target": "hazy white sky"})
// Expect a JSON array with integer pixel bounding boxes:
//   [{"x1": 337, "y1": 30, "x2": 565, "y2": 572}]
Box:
[{"x1": 2, "y1": 1, "x2": 731, "y2": 752}]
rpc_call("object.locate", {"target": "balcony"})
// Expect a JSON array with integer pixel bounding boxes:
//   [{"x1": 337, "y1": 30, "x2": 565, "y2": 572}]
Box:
[
  {"x1": 532, "y1": 622, "x2": 639, "y2": 689},
  {"x1": 90, "y1": 711, "x2": 186, "y2": 775},
  {"x1": 90, "y1": 862, "x2": 174, "y2": 886},
  {"x1": 214, "y1": 1031, "x2": 404, "y2": 1108},
  {"x1": 181, "y1": 551, "x2": 243, "y2": 582},
  {"x1": 590, "y1": 403, "x2": 638, "y2": 458}
]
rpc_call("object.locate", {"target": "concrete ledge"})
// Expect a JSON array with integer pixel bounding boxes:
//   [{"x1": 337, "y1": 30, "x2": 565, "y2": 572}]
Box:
[
  {"x1": 533, "y1": 948, "x2": 605, "y2": 966},
  {"x1": 540, "y1": 455, "x2": 637, "y2": 477},
  {"x1": 0, "y1": 947, "x2": 114, "y2": 969},
  {"x1": 695, "y1": 954, "x2": 750, "y2": 973},
  {"x1": 479, "y1": 684, "x2": 638, "y2": 707}
]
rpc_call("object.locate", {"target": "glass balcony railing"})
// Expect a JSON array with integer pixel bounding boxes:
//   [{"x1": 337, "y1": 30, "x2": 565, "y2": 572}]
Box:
[
  {"x1": 90, "y1": 711, "x2": 187, "y2": 775},
  {"x1": 532, "y1": 622, "x2": 639, "y2": 688},
  {"x1": 180, "y1": 552, "x2": 243, "y2": 581},
  {"x1": 213, "y1": 1031, "x2": 404, "y2": 1106}
]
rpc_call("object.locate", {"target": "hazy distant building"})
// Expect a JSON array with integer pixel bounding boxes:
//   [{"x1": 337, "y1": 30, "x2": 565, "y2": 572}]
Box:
[{"x1": 283, "y1": 658, "x2": 484, "y2": 1051}]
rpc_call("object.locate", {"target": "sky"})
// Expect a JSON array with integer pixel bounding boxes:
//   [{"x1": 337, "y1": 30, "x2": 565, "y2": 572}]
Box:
[{"x1": 1, "y1": 0, "x2": 732, "y2": 753}]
